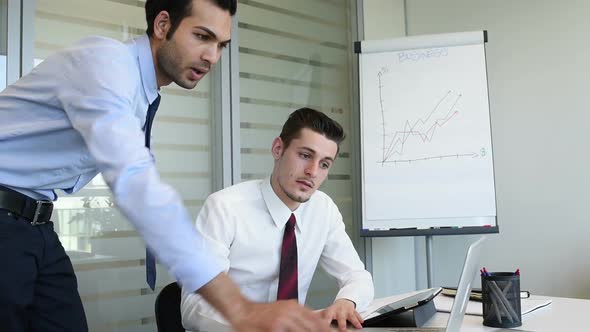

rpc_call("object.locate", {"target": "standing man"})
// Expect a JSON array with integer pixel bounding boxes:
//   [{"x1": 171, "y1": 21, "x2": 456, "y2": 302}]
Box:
[
  {"x1": 0, "y1": 1, "x2": 328, "y2": 331},
  {"x1": 181, "y1": 108, "x2": 374, "y2": 332}
]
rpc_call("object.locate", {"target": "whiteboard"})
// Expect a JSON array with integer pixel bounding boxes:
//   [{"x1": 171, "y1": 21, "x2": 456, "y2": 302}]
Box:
[{"x1": 358, "y1": 31, "x2": 497, "y2": 233}]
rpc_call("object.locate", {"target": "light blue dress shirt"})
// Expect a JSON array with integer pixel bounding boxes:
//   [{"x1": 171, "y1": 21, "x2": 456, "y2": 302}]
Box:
[{"x1": 0, "y1": 34, "x2": 223, "y2": 293}]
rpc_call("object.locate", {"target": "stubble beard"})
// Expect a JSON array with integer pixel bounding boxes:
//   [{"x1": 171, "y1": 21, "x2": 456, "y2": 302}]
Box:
[
  {"x1": 157, "y1": 39, "x2": 197, "y2": 89},
  {"x1": 280, "y1": 180, "x2": 311, "y2": 204}
]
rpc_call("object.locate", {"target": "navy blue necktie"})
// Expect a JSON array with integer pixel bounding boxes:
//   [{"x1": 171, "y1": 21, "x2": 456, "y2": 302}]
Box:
[{"x1": 144, "y1": 95, "x2": 160, "y2": 291}]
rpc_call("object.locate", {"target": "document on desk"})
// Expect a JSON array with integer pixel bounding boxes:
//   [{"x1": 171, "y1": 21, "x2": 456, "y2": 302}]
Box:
[{"x1": 433, "y1": 294, "x2": 552, "y2": 316}]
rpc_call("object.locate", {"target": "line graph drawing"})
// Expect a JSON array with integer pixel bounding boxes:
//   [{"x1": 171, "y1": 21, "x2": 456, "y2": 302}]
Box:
[{"x1": 377, "y1": 68, "x2": 476, "y2": 165}]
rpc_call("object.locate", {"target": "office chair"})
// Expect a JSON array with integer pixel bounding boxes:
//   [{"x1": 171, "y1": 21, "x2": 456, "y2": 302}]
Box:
[{"x1": 154, "y1": 282, "x2": 184, "y2": 332}]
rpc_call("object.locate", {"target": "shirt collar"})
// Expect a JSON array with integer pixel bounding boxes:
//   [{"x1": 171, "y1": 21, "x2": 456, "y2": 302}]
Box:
[
  {"x1": 128, "y1": 34, "x2": 159, "y2": 105},
  {"x1": 261, "y1": 177, "x2": 306, "y2": 231}
]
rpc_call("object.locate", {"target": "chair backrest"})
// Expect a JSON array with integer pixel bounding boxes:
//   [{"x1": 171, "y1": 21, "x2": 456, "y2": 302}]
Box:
[{"x1": 155, "y1": 282, "x2": 184, "y2": 332}]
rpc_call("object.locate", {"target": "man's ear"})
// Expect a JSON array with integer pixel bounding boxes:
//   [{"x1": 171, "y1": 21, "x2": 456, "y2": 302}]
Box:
[
  {"x1": 152, "y1": 11, "x2": 171, "y2": 40},
  {"x1": 271, "y1": 137, "x2": 284, "y2": 160}
]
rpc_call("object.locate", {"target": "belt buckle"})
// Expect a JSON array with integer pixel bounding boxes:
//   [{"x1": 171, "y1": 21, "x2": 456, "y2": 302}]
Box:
[{"x1": 31, "y1": 200, "x2": 52, "y2": 225}]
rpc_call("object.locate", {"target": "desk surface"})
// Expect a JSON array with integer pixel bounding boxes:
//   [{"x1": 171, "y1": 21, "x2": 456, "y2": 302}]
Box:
[
  {"x1": 408, "y1": 296, "x2": 588, "y2": 332},
  {"x1": 192, "y1": 296, "x2": 589, "y2": 332}
]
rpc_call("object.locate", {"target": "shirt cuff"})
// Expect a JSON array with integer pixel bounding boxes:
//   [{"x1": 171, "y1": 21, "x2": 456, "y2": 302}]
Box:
[
  {"x1": 175, "y1": 254, "x2": 225, "y2": 293},
  {"x1": 336, "y1": 288, "x2": 371, "y2": 312}
]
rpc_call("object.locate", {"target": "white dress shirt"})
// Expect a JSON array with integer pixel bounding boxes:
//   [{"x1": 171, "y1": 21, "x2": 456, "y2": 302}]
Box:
[
  {"x1": 181, "y1": 178, "x2": 374, "y2": 329},
  {"x1": 0, "y1": 34, "x2": 222, "y2": 292}
]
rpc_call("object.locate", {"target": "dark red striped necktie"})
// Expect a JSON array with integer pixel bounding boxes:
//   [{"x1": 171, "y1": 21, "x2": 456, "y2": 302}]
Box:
[{"x1": 277, "y1": 213, "x2": 298, "y2": 300}]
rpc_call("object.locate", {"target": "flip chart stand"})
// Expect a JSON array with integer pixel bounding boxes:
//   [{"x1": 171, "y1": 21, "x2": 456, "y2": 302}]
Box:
[{"x1": 426, "y1": 235, "x2": 434, "y2": 288}]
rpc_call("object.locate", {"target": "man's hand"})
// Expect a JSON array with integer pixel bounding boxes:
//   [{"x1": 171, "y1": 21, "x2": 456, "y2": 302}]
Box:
[
  {"x1": 198, "y1": 273, "x2": 329, "y2": 332},
  {"x1": 319, "y1": 298, "x2": 363, "y2": 331},
  {"x1": 231, "y1": 300, "x2": 329, "y2": 332}
]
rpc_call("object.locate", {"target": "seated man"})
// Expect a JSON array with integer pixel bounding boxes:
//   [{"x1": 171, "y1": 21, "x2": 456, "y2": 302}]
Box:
[{"x1": 181, "y1": 107, "x2": 374, "y2": 331}]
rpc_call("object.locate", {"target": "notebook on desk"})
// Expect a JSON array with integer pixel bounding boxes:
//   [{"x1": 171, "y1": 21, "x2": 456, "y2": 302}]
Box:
[{"x1": 361, "y1": 236, "x2": 486, "y2": 332}]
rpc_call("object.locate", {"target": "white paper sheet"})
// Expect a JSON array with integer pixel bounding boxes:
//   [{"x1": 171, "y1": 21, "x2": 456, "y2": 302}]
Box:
[{"x1": 433, "y1": 294, "x2": 552, "y2": 316}]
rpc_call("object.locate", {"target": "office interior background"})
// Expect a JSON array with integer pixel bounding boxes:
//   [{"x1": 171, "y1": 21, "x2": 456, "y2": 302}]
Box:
[{"x1": 1, "y1": 0, "x2": 589, "y2": 331}]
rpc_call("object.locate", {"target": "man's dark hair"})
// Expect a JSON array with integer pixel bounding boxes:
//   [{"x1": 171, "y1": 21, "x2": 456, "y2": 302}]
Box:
[
  {"x1": 145, "y1": 0, "x2": 237, "y2": 39},
  {"x1": 279, "y1": 107, "x2": 345, "y2": 152}
]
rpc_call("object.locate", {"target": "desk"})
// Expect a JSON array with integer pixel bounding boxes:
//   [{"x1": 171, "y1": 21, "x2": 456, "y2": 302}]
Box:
[
  {"x1": 192, "y1": 296, "x2": 589, "y2": 331},
  {"x1": 426, "y1": 295, "x2": 589, "y2": 332}
]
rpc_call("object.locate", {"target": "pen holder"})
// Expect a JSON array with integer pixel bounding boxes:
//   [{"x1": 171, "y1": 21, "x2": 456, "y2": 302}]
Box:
[{"x1": 481, "y1": 272, "x2": 522, "y2": 328}]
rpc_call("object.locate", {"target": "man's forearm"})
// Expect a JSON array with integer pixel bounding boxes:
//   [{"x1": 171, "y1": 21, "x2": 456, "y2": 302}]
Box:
[
  {"x1": 197, "y1": 272, "x2": 249, "y2": 325},
  {"x1": 196, "y1": 272, "x2": 331, "y2": 332}
]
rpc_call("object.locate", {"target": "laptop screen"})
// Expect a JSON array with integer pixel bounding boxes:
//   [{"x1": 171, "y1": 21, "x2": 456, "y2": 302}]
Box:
[{"x1": 445, "y1": 236, "x2": 486, "y2": 332}]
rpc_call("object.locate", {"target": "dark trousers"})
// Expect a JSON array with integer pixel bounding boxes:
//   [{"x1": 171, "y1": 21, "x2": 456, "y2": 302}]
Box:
[{"x1": 0, "y1": 210, "x2": 88, "y2": 332}]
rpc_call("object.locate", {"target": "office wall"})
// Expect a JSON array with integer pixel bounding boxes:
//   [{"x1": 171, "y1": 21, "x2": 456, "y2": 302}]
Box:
[
  {"x1": 363, "y1": 0, "x2": 405, "y2": 40},
  {"x1": 400, "y1": 0, "x2": 590, "y2": 298}
]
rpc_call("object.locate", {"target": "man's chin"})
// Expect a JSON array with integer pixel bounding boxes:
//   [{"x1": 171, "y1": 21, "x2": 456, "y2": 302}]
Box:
[
  {"x1": 292, "y1": 193, "x2": 312, "y2": 204},
  {"x1": 175, "y1": 79, "x2": 199, "y2": 89}
]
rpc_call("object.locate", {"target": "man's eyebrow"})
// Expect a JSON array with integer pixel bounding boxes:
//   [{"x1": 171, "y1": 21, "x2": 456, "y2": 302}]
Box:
[
  {"x1": 194, "y1": 26, "x2": 231, "y2": 43},
  {"x1": 299, "y1": 147, "x2": 316, "y2": 154}
]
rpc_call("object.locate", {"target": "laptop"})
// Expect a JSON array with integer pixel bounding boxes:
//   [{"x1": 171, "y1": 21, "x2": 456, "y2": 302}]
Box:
[{"x1": 383, "y1": 236, "x2": 486, "y2": 332}]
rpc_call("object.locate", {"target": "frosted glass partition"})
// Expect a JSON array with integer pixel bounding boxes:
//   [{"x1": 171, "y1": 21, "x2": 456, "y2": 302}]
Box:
[
  {"x1": 0, "y1": 0, "x2": 6, "y2": 91},
  {"x1": 237, "y1": 0, "x2": 356, "y2": 309},
  {"x1": 0, "y1": 55, "x2": 5, "y2": 91}
]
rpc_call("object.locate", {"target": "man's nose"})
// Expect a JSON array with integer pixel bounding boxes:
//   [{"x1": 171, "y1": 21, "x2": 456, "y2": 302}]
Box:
[
  {"x1": 305, "y1": 162, "x2": 319, "y2": 177},
  {"x1": 202, "y1": 44, "x2": 221, "y2": 65}
]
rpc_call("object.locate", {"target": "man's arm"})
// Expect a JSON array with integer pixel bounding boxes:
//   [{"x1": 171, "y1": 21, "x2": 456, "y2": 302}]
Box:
[
  {"x1": 200, "y1": 273, "x2": 329, "y2": 332},
  {"x1": 317, "y1": 206, "x2": 375, "y2": 330},
  {"x1": 181, "y1": 195, "x2": 234, "y2": 327},
  {"x1": 58, "y1": 38, "x2": 223, "y2": 292}
]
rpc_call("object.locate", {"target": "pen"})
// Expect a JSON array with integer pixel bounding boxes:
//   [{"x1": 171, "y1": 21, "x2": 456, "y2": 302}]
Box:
[
  {"x1": 502, "y1": 281, "x2": 513, "y2": 296},
  {"x1": 488, "y1": 281, "x2": 514, "y2": 323},
  {"x1": 489, "y1": 280, "x2": 519, "y2": 322},
  {"x1": 488, "y1": 296, "x2": 503, "y2": 323}
]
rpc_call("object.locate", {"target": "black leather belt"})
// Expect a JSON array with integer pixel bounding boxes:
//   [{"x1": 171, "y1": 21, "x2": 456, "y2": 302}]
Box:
[{"x1": 0, "y1": 186, "x2": 53, "y2": 225}]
